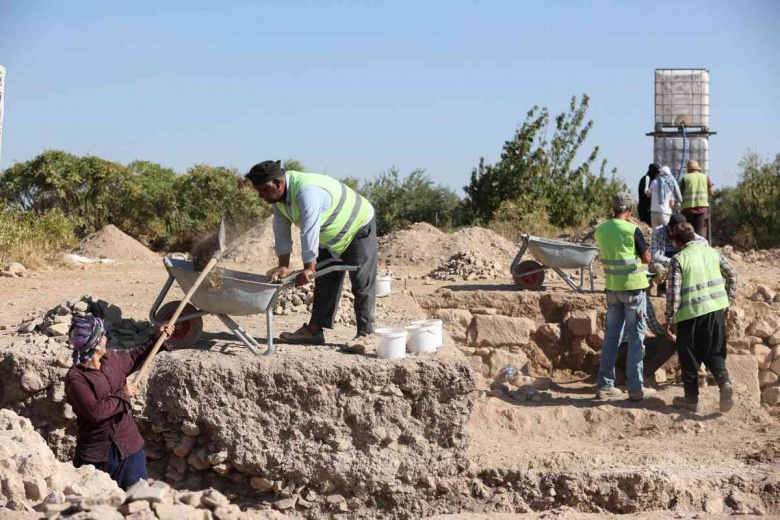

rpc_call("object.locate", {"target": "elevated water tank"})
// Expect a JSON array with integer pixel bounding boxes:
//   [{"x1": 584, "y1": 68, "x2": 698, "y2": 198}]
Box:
[
  {"x1": 654, "y1": 136, "x2": 709, "y2": 175},
  {"x1": 654, "y1": 69, "x2": 710, "y2": 130}
]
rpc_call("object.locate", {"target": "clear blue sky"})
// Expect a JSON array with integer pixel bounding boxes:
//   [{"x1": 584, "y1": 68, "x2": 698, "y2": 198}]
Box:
[{"x1": 1, "y1": 0, "x2": 778, "y2": 192}]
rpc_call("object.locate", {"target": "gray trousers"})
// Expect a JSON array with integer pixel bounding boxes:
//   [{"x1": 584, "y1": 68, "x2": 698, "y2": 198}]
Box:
[{"x1": 310, "y1": 219, "x2": 377, "y2": 335}]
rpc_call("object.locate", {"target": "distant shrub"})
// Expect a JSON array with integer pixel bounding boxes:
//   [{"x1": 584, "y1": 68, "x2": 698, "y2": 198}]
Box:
[{"x1": 0, "y1": 207, "x2": 77, "y2": 267}]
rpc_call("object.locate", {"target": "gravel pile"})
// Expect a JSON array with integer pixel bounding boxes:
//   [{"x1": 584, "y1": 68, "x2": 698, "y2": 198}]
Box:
[
  {"x1": 15, "y1": 295, "x2": 154, "y2": 350},
  {"x1": 274, "y1": 283, "x2": 356, "y2": 325},
  {"x1": 426, "y1": 251, "x2": 505, "y2": 281}
]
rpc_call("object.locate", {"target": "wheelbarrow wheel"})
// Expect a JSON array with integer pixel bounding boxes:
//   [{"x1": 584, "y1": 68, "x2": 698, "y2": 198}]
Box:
[
  {"x1": 512, "y1": 260, "x2": 545, "y2": 290},
  {"x1": 153, "y1": 301, "x2": 203, "y2": 348}
]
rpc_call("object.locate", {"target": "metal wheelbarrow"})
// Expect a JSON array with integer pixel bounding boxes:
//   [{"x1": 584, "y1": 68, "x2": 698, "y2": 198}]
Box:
[
  {"x1": 149, "y1": 258, "x2": 357, "y2": 356},
  {"x1": 510, "y1": 234, "x2": 599, "y2": 293}
]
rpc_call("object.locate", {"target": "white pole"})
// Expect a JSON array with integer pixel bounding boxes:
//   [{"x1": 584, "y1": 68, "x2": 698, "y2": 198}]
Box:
[{"x1": 0, "y1": 65, "x2": 5, "y2": 170}]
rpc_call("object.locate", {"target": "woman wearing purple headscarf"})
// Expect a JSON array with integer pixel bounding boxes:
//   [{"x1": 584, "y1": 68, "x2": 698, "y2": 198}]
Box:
[{"x1": 64, "y1": 315, "x2": 173, "y2": 489}]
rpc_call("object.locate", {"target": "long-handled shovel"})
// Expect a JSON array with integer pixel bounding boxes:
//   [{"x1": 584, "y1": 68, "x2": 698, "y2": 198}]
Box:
[{"x1": 132, "y1": 219, "x2": 226, "y2": 384}]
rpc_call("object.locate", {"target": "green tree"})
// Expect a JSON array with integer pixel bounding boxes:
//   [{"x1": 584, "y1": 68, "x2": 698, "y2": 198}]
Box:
[
  {"x1": 173, "y1": 164, "x2": 270, "y2": 243},
  {"x1": 463, "y1": 95, "x2": 623, "y2": 228},
  {"x1": 283, "y1": 159, "x2": 306, "y2": 172},
  {"x1": 712, "y1": 152, "x2": 780, "y2": 248},
  {"x1": 360, "y1": 168, "x2": 462, "y2": 235},
  {"x1": 123, "y1": 161, "x2": 179, "y2": 239},
  {"x1": 0, "y1": 150, "x2": 135, "y2": 234}
]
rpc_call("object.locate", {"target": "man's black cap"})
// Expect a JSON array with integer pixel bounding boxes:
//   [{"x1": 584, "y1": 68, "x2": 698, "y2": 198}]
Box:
[
  {"x1": 668, "y1": 213, "x2": 687, "y2": 228},
  {"x1": 245, "y1": 160, "x2": 283, "y2": 186}
]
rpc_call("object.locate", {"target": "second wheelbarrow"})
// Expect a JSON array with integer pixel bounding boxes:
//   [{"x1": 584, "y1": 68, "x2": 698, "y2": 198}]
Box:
[
  {"x1": 510, "y1": 234, "x2": 599, "y2": 293},
  {"x1": 149, "y1": 258, "x2": 357, "y2": 356}
]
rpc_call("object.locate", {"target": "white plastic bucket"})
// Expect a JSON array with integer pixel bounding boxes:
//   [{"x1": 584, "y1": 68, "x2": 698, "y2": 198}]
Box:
[
  {"x1": 409, "y1": 319, "x2": 443, "y2": 350},
  {"x1": 375, "y1": 327, "x2": 407, "y2": 359},
  {"x1": 405, "y1": 322, "x2": 438, "y2": 353},
  {"x1": 377, "y1": 275, "x2": 393, "y2": 297}
]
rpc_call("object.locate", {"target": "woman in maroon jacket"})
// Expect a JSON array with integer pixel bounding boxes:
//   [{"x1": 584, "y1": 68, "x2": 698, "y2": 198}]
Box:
[{"x1": 64, "y1": 315, "x2": 173, "y2": 489}]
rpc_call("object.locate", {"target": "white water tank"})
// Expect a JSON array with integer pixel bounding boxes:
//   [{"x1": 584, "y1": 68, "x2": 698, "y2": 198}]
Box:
[
  {"x1": 654, "y1": 136, "x2": 709, "y2": 175},
  {"x1": 654, "y1": 69, "x2": 710, "y2": 129}
]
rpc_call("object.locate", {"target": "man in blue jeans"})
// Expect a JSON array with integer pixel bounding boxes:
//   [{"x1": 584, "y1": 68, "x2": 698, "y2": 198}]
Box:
[{"x1": 594, "y1": 192, "x2": 655, "y2": 401}]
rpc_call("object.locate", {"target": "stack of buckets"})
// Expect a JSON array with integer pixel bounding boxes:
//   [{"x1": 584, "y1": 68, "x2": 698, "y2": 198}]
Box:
[
  {"x1": 375, "y1": 319, "x2": 442, "y2": 359},
  {"x1": 373, "y1": 274, "x2": 442, "y2": 359}
]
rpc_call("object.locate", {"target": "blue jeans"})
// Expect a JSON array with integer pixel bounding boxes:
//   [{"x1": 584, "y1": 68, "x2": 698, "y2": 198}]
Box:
[{"x1": 599, "y1": 289, "x2": 647, "y2": 393}]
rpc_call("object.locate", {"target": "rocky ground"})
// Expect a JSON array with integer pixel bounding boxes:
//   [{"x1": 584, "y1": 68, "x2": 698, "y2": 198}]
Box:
[{"x1": 1, "y1": 222, "x2": 779, "y2": 518}]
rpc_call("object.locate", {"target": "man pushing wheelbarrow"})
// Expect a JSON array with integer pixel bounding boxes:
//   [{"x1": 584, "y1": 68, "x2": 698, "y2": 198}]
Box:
[{"x1": 245, "y1": 160, "x2": 377, "y2": 354}]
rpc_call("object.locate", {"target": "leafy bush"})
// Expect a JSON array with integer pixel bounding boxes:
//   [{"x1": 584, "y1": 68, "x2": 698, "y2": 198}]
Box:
[
  {"x1": 358, "y1": 168, "x2": 462, "y2": 236},
  {"x1": 463, "y1": 95, "x2": 624, "y2": 228},
  {"x1": 0, "y1": 150, "x2": 136, "y2": 235},
  {"x1": 0, "y1": 152, "x2": 270, "y2": 251},
  {"x1": 168, "y1": 164, "x2": 270, "y2": 249},
  {"x1": 0, "y1": 206, "x2": 77, "y2": 266},
  {"x1": 712, "y1": 152, "x2": 780, "y2": 249}
]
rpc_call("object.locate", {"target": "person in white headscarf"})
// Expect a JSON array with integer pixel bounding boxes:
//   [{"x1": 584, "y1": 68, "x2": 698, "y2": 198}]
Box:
[{"x1": 646, "y1": 165, "x2": 683, "y2": 227}]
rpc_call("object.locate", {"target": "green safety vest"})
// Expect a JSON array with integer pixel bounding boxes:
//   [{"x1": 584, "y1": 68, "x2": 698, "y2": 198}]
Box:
[
  {"x1": 673, "y1": 243, "x2": 729, "y2": 323},
  {"x1": 595, "y1": 218, "x2": 649, "y2": 291},
  {"x1": 682, "y1": 172, "x2": 709, "y2": 209},
  {"x1": 276, "y1": 171, "x2": 372, "y2": 254}
]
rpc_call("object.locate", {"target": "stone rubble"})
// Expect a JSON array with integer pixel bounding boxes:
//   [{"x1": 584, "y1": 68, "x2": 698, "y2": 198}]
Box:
[
  {"x1": 426, "y1": 250, "x2": 505, "y2": 282},
  {"x1": 742, "y1": 315, "x2": 780, "y2": 413},
  {"x1": 2, "y1": 261, "x2": 27, "y2": 278},
  {"x1": 273, "y1": 281, "x2": 356, "y2": 325},
  {"x1": 0, "y1": 409, "x2": 258, "y2": 519},
  {"x1": 14, "y1": 295, "x2": 155, "y2": 350}
]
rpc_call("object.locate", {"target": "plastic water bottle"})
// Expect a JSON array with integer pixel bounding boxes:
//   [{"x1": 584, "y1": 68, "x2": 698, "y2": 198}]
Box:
[{"x1": 504, "y1": 364, "x2": 517, "y2": 380}]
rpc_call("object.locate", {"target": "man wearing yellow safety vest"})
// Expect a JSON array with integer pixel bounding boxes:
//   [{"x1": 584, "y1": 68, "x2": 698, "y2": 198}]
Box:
[
  {"x1": 664, "y1": 223, "x2": 738, "y2": 413},
  {"x1": 245, "y1": 160, "x2": 377, "y2": 353},
  {"x1": 678, "y1": 160, "x2": 713, "y2": 236},
  {"x1": 594, "y1": 192, "x2": 655, "y2": 401}
]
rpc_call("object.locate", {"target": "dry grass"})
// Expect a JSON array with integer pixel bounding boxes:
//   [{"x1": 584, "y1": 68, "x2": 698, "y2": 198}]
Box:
[
  {"x1": 488, "y1": 203, "x2": 568, "y2": 242},
  {"x1": 0, "y1": 209, "x2": 77, "y2": 269}
]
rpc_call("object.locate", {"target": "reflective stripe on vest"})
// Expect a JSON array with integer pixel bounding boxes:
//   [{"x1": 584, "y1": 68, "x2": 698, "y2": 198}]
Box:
[
  {"x1": 276, "y1": 171, "x2": 372, "y2": 254},
  {"x1": 595, "y1": 219, "x2": 649, "y2": 291},
  {"x1": 602, "y1": 258, "x2": 641, "y2": 276},
  {"x1": 682, "y1": 172, "x2": 709, "y2": 209},
  {"x1": 673, "y1": 244, "x2": 729, "y2": 323}
]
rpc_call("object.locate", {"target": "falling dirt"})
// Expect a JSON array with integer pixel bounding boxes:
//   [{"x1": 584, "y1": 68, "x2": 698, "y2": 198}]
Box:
[{"x1": 221, "y1": 216, "x2": 303, "y2": 270}]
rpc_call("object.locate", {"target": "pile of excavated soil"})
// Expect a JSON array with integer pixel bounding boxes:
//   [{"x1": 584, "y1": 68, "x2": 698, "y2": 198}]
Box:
[
  {"x1": 222, "y1": 216, "x2": 302, "y2": 269},
  {"x1": 74, "y1": 225, "x2": 159, "y2": 263},
  {"x1": 379, "y1": 223, "x2": 518, "y2": 267},
  {"x1": 560, "y1": 217, "x2": 653, "y2": 246}
]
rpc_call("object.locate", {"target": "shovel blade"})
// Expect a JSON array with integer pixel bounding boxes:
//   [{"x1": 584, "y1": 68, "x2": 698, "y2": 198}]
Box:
[{"x1": 218, "y1": 217, "x2": 227, "y2": 254}]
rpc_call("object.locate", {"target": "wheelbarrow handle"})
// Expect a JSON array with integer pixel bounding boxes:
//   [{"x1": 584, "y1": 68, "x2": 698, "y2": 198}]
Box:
[{"x1": 277, "y1": 259, "x2": 357, "y2": 286}]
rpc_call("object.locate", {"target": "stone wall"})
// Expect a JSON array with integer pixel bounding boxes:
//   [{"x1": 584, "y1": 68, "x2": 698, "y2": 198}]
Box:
[
  {"x1": 419, "y1": 289, "x2": 617, "y2": 379},
  {"x1": 139, "y1": 351, "x2": 475, "y2": 517}
]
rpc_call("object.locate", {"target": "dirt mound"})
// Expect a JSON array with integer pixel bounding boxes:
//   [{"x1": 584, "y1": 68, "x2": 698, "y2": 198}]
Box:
[
  {"x1": 74, "y1": 225, "x2": 159, "y2": 263},
  {"x1": 560, "y1": 217, "x2": 653, "y2": 246},
  {"x1": 379, "y1": 223, "x2": 517, "y2": 267},
  {"x1": 222, "y1": 217, "x2": 302, "y2": 269},
  {"x1": 746, "y1": 438, "x2": 780, "y2": 465}
]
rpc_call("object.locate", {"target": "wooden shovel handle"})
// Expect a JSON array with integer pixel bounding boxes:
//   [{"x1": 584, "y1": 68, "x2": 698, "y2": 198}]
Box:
[{"x1": 133, "y1": 257, "x2": 219, "y2": 384}]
